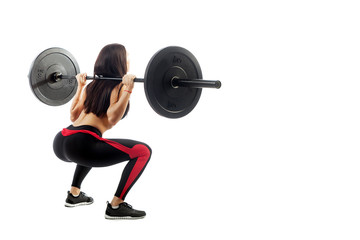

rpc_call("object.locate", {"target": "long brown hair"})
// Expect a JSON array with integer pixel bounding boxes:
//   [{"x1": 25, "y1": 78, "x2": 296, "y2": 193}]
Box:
[{"x1": 84, "y1": 43, "x2": 129, "y2": 118}]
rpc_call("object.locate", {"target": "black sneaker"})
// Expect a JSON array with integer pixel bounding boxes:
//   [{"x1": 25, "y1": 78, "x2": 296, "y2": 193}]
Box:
[
  {"x1": 105, "y1": 202, "x2": 146, "y2": 220},
  {"x1": 65, "y1": 191, "x2": 94, "y2": 207}
]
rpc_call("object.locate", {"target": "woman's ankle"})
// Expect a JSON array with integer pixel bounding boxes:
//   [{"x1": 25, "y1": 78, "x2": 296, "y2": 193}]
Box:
[
  {"x1": 110, "y1": 196, "x2": 124, "y2": 207},
  {"x1": 70, "y1": 186, "x2": 81, "y2": 196}
]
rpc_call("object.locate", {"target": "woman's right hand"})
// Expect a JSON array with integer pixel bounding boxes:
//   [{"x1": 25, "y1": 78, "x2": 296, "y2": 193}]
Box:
[
  {"x1": 75, "y1": 73, "x2": 87, "y2": 88},
  {"x1": 122, "y1": 74, "x2": 136, "y2": 90}
]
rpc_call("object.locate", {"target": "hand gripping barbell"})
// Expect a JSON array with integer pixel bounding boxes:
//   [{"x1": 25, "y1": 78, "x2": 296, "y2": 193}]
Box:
[{"x1": 28, "y1": 46, "x2": 221, "y2": 118}]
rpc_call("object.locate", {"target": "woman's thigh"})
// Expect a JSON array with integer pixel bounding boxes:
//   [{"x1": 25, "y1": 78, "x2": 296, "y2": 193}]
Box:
[{"x1": 64, "y1": 135, "x2": 149, "y2": 167}]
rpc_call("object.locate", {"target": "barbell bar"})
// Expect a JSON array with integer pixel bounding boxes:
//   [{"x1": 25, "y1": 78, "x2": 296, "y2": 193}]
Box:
[
  {"x1": 54, "y1": 74, "x2": 221, "y2": 89},
  {"x1": 28, "y1": 46, "x2": 222, "y2": 118}
]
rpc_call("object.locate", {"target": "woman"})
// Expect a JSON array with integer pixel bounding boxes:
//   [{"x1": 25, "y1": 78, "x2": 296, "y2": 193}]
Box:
[{"x1": 53, "y1": 43, "x2": 152, "y2": 220}]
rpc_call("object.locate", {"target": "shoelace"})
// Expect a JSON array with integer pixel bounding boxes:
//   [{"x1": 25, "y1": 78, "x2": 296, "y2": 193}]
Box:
[
  {"x1": 80, "y1": 192, "x2": 88, "y2": 197},
  {"x1": 122, "y1": 202, "x2": 133, "y2": 209}
]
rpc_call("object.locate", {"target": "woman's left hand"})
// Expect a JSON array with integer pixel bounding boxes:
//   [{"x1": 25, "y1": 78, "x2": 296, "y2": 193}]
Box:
[{"x1": 76, "y1": 73, "x2": 87, "y2": 88}]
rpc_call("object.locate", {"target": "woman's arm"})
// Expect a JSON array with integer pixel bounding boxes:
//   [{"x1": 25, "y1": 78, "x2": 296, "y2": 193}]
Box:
[
  {"x1": 107, "y1": 74, "x2": 135, "y2": 126},
  {"x1": 70, "y1": 73, "x2": 87, "y2": 122}
]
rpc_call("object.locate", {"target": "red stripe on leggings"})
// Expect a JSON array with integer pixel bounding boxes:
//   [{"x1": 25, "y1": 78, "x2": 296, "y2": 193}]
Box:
[{"x1": 119, "y1": 145, "x2": 150, "y2": 199}]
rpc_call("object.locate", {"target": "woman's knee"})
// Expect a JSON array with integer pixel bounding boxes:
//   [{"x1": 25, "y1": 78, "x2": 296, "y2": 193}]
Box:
[
  {"x1": 129, "y1": 144, "x2": 152, "y2": 159},
  {"x1": 142, "y1": 143, "x2": 152, "y2": 157}
]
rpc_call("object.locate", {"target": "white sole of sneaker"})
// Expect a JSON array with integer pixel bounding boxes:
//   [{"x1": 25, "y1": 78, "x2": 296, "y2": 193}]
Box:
[
  {"x1": 65, "y1": 201, "x2": 94, "y2": 207},
  {"x1": 104, "y1": 214, "x2": 145, "y2": 220}
]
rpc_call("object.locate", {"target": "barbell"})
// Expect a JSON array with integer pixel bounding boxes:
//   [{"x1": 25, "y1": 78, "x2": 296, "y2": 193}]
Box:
[{"x1": 28, "y1": 46, "x2": 221, "y2": 118}]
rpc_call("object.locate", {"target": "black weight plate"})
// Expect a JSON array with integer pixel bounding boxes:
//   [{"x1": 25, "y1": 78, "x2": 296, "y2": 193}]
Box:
[
  {"x1": 144, "y1": 46, "x2": 202, "y2": 118},
  {"x1": 28, "y1": 47, "x2": 79, "y2": 106}
]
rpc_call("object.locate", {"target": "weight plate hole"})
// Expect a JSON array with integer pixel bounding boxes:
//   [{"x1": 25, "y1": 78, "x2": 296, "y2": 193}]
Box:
[{"x1": 171, "y1": 76, "x2": 179, "y2": 89}]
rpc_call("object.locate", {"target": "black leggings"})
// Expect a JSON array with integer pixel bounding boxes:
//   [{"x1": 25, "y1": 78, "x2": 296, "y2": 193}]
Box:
[{"x1": 53, "y1": 125, "x2": 151, "y2": 200}]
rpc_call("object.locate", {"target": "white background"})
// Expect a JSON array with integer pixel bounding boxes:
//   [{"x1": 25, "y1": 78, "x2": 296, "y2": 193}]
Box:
[{"x1": 1, "y1": 0, "x2": 360, "y2": 239}]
